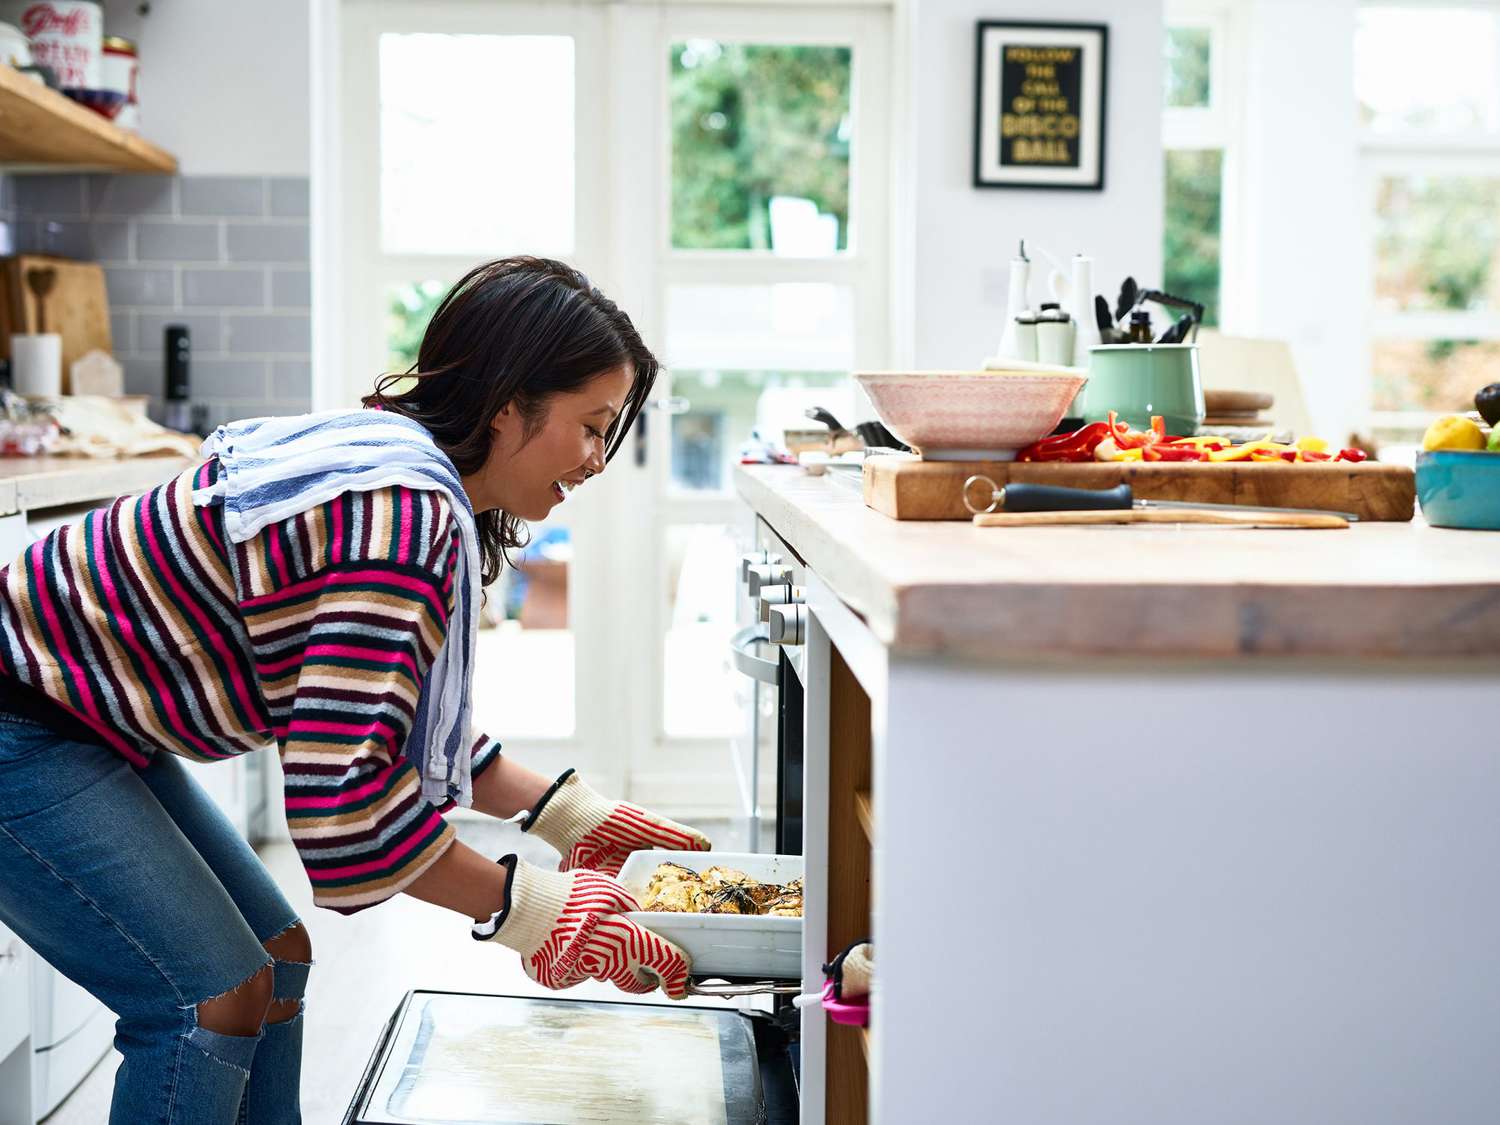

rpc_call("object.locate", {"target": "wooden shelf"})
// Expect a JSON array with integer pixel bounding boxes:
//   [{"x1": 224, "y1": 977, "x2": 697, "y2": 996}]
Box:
[
  {"x1": 854, "y1": 789, "x2": 875, "y2": 844},
  {"x1": 0, "y1": 64, "x2": 176, "y2": 173}
]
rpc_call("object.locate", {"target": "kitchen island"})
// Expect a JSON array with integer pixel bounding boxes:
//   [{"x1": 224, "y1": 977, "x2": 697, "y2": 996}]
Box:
[{"x1": 737, "y1": 463, "x2": 1500, "y2": 1125}]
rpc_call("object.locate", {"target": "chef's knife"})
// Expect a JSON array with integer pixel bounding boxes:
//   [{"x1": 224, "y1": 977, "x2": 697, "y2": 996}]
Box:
[{"x1": 997, "y1": 482, "x2": 1360, "y2": 522}]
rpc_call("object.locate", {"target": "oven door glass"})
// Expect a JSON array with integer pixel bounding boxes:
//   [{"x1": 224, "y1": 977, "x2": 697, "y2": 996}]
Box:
[{"x1": 348, "y1": 991, "x2": 766, "y2": 1125}]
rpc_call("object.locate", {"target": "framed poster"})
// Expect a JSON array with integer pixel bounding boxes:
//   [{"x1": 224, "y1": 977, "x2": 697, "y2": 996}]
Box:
[{"x1": 973, "y1": 20, "x2": 1108, "y2": 191}]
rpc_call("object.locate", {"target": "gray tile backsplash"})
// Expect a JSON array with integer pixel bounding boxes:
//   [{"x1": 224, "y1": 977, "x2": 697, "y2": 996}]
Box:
[{"x1": 4, "y1": 172, "x2": 311, "y2": 424}]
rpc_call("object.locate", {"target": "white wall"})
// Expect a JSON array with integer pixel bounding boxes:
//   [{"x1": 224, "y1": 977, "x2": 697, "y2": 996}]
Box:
[
  {"x1": 104, "y1": 0, "x2": 310, "y2": 176},
  {"x1": 1239, "y1": 0, "x2": 1361, "y2": 443},
  {"x1": 906, "y1": 0, "x2": 1165, "y2": 369}
]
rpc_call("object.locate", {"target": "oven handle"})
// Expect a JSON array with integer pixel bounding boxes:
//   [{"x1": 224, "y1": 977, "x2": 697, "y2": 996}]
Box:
[
  {"x1": 730, "y1": 624, "x2": 781, "y2": 686},
  {"x1": 687, "y1": 979, "x2": 804, "y2": 997}
]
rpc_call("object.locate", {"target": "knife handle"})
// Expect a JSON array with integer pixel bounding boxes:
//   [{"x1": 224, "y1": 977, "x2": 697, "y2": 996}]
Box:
[{"x1": 1000, "y1": 482, "x2": 1134, "y2": 512}]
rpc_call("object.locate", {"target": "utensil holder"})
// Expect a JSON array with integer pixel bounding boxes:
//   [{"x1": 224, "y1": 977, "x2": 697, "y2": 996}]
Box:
[{"x1": 10, "y1": 333, "x2": 62, "y2": 396}]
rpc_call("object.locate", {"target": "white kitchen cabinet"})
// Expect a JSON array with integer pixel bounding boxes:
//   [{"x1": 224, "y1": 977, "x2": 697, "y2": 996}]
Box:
[{"x1": 0, "y1": 919, "x2": 32, "y2": 1125}]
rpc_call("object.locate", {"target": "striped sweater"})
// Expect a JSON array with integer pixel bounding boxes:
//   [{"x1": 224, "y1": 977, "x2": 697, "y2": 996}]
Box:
[{"x1": 0, "y1": 458, "x2": 501, "y2": 914}]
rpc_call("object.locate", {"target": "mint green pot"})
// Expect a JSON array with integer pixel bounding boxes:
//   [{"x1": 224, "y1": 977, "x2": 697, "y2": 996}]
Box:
[{"x1": 1073, "y1": 344, "x2": 1205, "y2": 436}]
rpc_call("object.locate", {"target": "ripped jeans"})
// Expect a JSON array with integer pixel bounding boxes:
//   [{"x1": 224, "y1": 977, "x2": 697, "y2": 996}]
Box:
[{"x1": 0, "y1": 711, "x2": 306, "y2": 1124}]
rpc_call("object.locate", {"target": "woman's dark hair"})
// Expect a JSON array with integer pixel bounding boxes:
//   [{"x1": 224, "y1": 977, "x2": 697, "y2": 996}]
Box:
[{"x1": 362, "y1": 256, "x2": 658, "y2": 586}]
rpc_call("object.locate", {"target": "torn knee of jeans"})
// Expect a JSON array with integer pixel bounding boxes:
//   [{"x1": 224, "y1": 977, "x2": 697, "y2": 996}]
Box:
[
  {"x1": 186, "y1": 961, "x2": 272, "y2": 1073},
  {"x1": 271, "y1": 957, "x2": 311, "y2": 1002}
]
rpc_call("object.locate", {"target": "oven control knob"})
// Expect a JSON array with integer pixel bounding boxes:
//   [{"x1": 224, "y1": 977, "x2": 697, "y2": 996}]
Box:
[
  {"x1": 746, "y1": 563, "x2": 792, "y2": 596},
  {"x1": 759, "y1": 584, "x2": 806, "y2": 622},
  {"x1": 767, "y1": 603, "x2": 806, "y2": 646},
  {"x1": 740, "y1": 550, "x2": 781, "y2": 581}
]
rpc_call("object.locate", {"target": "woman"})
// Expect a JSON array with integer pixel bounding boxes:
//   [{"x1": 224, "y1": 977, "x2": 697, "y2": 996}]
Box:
[{"x1": 0, "y1": 256, "x2": 711, "y2": 1124}]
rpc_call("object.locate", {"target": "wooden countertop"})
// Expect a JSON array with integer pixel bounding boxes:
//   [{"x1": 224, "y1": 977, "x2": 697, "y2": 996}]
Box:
[
  {"x1": 0, "y1": 455, "x2": 195, "y2": 517},
  {"x1": 736, "y1": 464, "x2": 1500, "y2": 661}
]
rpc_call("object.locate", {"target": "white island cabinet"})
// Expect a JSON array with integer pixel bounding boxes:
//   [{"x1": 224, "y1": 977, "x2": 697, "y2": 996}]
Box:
[{"x1": 738, "y1": 464, "x2": 1500, "y2": 1125}]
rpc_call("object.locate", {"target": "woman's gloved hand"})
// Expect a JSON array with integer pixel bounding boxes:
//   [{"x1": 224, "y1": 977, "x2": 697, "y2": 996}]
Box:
[
  {"x1": 523, "y1": 769, "x2": 711, "y2": 877},
  {"x1": 472, "y1": 855, "x2": 692, "y2": 999}
]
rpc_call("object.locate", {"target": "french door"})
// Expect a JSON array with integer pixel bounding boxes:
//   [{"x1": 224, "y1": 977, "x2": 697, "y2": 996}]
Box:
[
  {"x1": 610, "y1": 4, "x2": 892, "y2": 811},
  {"x1": 329, "y1": 0, "x2": 891, "y2": 808}
]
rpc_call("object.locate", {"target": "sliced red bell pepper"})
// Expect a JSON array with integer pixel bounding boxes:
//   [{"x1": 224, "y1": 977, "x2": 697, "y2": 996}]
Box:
[
  {"x1": 1016, "y1": 421, "x2": 1112, "y2": 462},
  {"x1": 1299, "y1": 450, "x2": 1332, "y2": 462},
  {"x1": 1334, "y1": 448, "x2": 1369, "y2": 462},
  {"x1": 1107, "y1": 412, "x2": 1167, "y2": 450},
  {"x1": 1144, "y1": 444, "x2": 1211, "y2": 462}
]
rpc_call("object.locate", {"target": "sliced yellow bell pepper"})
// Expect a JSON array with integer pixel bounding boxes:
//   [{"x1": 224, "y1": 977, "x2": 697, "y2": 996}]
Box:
[
  {"x1": 1208, "y1": 441, "x2": 1278, "y2": 462},
  {"x1": 1295, "y1": 436, "x2": 1328, "y2": 454}
]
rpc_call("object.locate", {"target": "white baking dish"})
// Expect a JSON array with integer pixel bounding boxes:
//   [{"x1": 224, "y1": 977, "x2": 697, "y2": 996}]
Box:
[{"x1": 617, "y1": 850, "x2": 803, "y2": 980}]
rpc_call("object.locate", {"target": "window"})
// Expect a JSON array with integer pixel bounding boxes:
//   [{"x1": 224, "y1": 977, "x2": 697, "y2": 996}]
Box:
[
  {"x1": 1359, "y1": 5, "x2": 1500, "y2": 431},
  {"x1": 1162, "y1": 4, "x2": 1240, "y2": 328}
]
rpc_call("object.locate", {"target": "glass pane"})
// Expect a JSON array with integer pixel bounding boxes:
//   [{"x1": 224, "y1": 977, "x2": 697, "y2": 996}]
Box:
[
  {"x1": 662, "y1": 524, "x2": 739, "y2": 739},
  {"x1": 1162, "y1": 149, "x2": 1222, "y2": 327},
  {"x1": 1164, "y1": 27, "x2": 1211, "y2": 108},
  {"x1": 670, "y1": 40, "x2": 852, "y2": 254},
  {"x1": 1356, "y1": 9, "x2": 1500, "y2": 133},
  {"x1": 665, "y1": 282, "x2": 857, "y2": 491},
  {"x1": 386, "y1": 279, "x2": 447, "y2": 372},
  {"x1": 1374, "y1": 177, "x2": 1500, "y2": 313},
  {"x1": 380, "y1": 33, "x2": 575, "y2": 255},
  {"x1": 1372, "y1": 339, "x2": 1500, "y2": 413},
  {"x1": 670, "y1": 369, "x2": 854, "y2": 491},
  {"x1": 665, "y1": 283, "x2": 855, "y2": 370},
  {"x1": 472, "y1": 519, "x2": 576, "y2": 739}
]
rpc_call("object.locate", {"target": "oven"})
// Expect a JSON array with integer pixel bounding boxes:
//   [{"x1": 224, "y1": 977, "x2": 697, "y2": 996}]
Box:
[
  {"x1": 344, "y1": 520, "x2": 811, "y2": 1124},
  {"x1": 729, "y1": 519, "x2": 806, "y2": 859}
]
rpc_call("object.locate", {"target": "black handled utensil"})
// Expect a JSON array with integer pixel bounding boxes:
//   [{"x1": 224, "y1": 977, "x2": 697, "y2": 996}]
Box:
[
  {"x1": 963, "y1": 480, "x2": 1359, "y2": 521},
  {"x1": 805, "y1": 406, "x2": 847, "y2": 433}
]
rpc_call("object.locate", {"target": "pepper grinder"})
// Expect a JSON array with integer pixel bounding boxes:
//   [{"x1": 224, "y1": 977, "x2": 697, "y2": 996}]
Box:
[
  {"x1": 163, "y1": 325, "x2": 192, "y2": 432},
  {"x1": 995, "y1": 240, "x2": 1032, "y2": 360}
]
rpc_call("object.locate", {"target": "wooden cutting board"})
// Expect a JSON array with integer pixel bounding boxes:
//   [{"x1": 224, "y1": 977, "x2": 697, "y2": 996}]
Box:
[
  {"x1": 0, "y1": 255, "x2": 112, "y2": 391},
  {"x1": 864, "y1": 456, "x2": 1416, "y2": 522}
]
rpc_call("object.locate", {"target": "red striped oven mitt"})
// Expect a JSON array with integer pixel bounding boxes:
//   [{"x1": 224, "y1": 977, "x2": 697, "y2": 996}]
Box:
[
  {"x1": 473, "y1": 855, "x2": 692, "y2": 999},
  {"x1": 522, "y1": 769, "x2": 711, "y2": 876}
]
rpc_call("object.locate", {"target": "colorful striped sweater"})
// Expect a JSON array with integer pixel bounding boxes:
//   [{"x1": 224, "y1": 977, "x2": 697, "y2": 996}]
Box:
[{"x1": 0, "y1": 457, "x2": 501, "y2": 914}]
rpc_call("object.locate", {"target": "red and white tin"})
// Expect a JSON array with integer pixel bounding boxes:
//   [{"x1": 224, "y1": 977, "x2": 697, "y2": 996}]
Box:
[
  {"x1": 4, "y1": 1, "x2": 101, "y2": 89},
  {"x1": 101, "y1": 34, "x2": 138, "y2": 129}
]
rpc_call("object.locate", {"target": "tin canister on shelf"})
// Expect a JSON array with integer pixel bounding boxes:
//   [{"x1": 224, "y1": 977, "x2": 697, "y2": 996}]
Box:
[
  {"x1": 101, "y1": 34, "x2": 138, "y2": 130},
  {"x1": 2, "y1": 1, "x2": 101, "y2": 88}
]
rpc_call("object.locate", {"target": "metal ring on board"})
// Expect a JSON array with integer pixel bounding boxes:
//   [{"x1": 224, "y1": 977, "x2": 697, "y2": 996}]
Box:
[{"x1": 962, "y1": 474, "x2": 1002, "y2": 515}]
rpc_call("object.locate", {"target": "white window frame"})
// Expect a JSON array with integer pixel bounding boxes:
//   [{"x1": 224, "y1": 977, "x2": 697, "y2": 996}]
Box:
[
  {"x1": 1162, "y1": 0, "x2": 1247, "y2": 333},
  {"x1": 1358, "y1": 0, "x2": 1500, "y2": 433}
]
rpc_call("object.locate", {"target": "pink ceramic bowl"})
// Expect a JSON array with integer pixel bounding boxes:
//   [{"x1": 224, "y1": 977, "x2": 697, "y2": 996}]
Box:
[{"x1": 855, "y1": 369, "x2": 1087, "y2": 460}]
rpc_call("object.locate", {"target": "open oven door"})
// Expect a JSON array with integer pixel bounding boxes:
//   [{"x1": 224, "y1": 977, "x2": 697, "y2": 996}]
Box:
[{"x1": 344, "y1": 990, "x2": 799, "y2": 1125}]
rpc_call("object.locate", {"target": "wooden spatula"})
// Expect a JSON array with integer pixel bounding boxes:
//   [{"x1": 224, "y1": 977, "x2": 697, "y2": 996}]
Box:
[
  {"x1": 26, "y1": 266, "x2": 57, "y2": 334},
  {"x1": 974, "y1": 508, "x2": 1349, "y2": 529}
]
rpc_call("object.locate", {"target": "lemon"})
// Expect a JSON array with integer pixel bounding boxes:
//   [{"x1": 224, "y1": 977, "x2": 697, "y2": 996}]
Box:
[{"x1": 1422, "y1": 415, "x2": 1486, "y2": 452}]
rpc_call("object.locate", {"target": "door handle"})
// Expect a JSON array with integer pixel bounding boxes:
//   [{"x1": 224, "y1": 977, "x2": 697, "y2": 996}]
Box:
[{"x1": 729, "y1": 624, "x2": 781, "y2": 686}]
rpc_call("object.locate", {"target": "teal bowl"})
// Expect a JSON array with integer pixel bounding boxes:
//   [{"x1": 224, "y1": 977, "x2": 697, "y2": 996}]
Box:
[{"x1": 1415, "y1": 450, "x2": 1500, "y2": 530}]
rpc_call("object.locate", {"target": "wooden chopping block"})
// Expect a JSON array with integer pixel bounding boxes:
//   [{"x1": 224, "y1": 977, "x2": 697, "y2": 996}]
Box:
[
  {"x1": 1203, "y1": 389, "x2": 1273, "y2": 415},
  {"x1": 0, "y1": 255, "x2": 112, "y2": 391},
  {"x1": 973, "y1": 508, "x2": 1348, "y2": 529},
  {"x1": 864, "y1": 457, "x2": 1416, "y2": 522}
]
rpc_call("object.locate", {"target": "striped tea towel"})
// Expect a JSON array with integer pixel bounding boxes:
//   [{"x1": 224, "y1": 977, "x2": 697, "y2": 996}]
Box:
[{"x1": 192, "y1": 408, "x2": 481, "y2": 807}]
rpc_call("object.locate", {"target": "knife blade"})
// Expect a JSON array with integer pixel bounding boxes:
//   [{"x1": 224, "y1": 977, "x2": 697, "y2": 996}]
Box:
[{"x1": 998, "y1": 482, "x2": 1360, "y2": 522}]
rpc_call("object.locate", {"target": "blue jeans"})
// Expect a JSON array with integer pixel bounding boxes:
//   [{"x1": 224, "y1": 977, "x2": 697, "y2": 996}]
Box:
[{"x1": 0, "y1": 711, "x2": 305, "y2": 1124}]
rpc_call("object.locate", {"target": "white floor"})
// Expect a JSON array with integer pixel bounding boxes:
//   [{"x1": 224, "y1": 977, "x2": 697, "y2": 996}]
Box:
[{"x1": 45, "y1": 816, "x2": 750, "y2": 1124}]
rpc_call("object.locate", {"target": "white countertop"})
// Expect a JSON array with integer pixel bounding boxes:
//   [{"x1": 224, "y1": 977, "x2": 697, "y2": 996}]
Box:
[
  {"x1": 0, "y1": 455, "x2": 195, "y2": 517},
  {"x1": 736, "y1": 463, "x2": 1500, "y2": 661}
]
